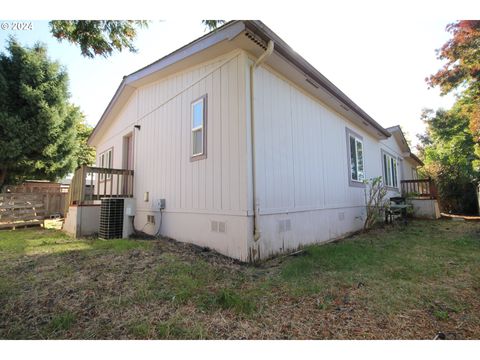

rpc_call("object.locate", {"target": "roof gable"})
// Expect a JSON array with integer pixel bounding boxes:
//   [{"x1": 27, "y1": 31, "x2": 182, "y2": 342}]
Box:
[
  {"x1": 89, "y1": 20, "x2": 392, "y2": 146},
  {"x1": 386, "y1": 125, "x2": 423, "y2": 166}
]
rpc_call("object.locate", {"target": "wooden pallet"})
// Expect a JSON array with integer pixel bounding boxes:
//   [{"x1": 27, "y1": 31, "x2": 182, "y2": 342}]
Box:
[
  {"x1": 0, "y1": 192, "x2": 45, "y2": 230},
  {"x1": 0, "y1": 220, "x2": 44, "y2": 230}
]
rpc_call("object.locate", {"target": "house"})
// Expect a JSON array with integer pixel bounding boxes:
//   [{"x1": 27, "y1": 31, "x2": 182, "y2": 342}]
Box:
[{"x1": 63, "y1": 21, "x2": 437, "y2": 262}]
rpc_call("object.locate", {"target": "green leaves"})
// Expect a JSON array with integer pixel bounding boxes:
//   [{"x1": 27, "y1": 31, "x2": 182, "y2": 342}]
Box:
[
  {"x1": 49, "y1": 20, "x2": 149, "y2": 58},
  {"x1": 423, "y1": 21, "x2": 480, "y2": 214},
  {"x1": 419, "y1": 104, "x2": 478, "y2": 214},
  {"x1": 49, "y1": 21, "x2": 227, "y2": 58},
  {"x1": 0, "y1": 39, "x2": 85, "y2": 186}
]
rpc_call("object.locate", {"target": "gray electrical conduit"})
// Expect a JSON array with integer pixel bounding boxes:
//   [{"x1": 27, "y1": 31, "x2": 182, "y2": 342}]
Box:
[{"x1": 131, "y1": 209, "x2": 163, "y2": 238}]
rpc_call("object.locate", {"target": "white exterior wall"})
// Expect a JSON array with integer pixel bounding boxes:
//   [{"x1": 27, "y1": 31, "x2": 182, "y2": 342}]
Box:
[
  {"x1": 402, "y1": 157, "x2": 419, "y2": 180},
  {"x1": 94, "y1": 50, "x2": 251, "y2": 261},
  {"x1": 249, "y1": 63, "x2": 406, "y2": 260},
  {"x1": 93, "y1": 48, "x2": 416, "y2": 262}
]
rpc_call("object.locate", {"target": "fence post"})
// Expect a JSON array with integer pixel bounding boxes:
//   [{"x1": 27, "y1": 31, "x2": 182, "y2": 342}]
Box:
[{"x1": 429, "y1": 178, "x2": 438, "y2": 199}]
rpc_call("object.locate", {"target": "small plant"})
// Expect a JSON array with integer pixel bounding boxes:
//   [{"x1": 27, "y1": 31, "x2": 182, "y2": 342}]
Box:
[
  {"x1": 363, "y1": 177, "x2": 388, "y2": 231},
  {"x1": 213, "y1": 288, "x2": 256, "y2": 315},
  {"x1": 128, "y1": 321, "x2": 152, "y2": 338},
  {"x1": 49, "y1": 311, "x2": 75, "y2": 332},
  {"x1": 434, "y1": 310, "x2": 449, "y2": 321}
]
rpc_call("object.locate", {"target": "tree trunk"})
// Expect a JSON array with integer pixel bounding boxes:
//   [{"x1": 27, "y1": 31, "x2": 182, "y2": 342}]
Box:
[{"x1": 0, "y1": 168, "x2": 7, "y2": 191}]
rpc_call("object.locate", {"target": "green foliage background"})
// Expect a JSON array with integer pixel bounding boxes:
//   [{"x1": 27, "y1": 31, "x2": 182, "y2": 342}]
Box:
[
  {"x1": 420, "y1": 21, "x2": 480, "y2": 214},
  {"x1": 0, "y1": 38, "x2": 95, "y2": 187}
]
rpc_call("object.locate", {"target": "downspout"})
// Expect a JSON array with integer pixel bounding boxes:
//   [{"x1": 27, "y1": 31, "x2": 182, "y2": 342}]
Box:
[{"x1": 250, "y1": 40, "x2": 274, "y2": 241}]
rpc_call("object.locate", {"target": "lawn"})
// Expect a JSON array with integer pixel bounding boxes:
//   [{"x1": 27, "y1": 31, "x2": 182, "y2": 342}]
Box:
[{"x1": 0, "y1": 219, "x2": 479, "y2": 339}]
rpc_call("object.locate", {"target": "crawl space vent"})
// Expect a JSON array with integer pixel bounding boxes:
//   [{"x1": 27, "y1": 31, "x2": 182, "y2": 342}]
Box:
[
  {"x1": 211, "y1": 220, "x2": 226, "y2": 233},
  {"x1": 278, "y1": 219, "x2": 292, "y2": 233}
]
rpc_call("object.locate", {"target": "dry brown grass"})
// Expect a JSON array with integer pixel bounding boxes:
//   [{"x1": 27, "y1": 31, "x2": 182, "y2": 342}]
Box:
[{"x1": 0, "y1": 219, "x2": 479, "y2": 339}]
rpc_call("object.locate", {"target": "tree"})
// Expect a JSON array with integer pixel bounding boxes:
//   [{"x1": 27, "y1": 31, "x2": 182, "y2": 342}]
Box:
[
  {"x1": 202, "y1": 20, "x2": 226, "y2": 30},
  {"x1": 427, "y1": 21, "x2": 480, "y2": 171},
  {"x1": 427, "y1": 21, "x2": 480, "y2": 97},
  {"x1": 49, "y1": 21, "x2": 149, "y2": 58},
  {"x1": 74, "y1": 117, "x2": 96, "y2": 167},
  {"x1": 417, "y1": 102, "x2": 478, "y2": 214},
  {"x1": 0, "y1": 38, "x2": 82, "y2": 188},
  {"x1": 49, "y1": 20, "x2": 225, "y2": 58}
]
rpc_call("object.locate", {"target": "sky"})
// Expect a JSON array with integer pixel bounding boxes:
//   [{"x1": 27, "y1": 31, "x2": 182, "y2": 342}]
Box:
[{"x1": 0, "y1": 18, "x2": 458, "y2": 148}]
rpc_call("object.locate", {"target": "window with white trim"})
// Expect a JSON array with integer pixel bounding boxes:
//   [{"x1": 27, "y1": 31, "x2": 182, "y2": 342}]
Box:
[
  {"x1": 382, "y1": 152, "x2": 398, "y2": 188},
  {"x1": 191, "y1": 96, "x2": 206, "y2": 159},
  {"x1": 348, "y1": 133, "x2": 365, "y2": 183},
  {"x1": 99, "y1": 148, "x2": 113, "y2": 180}
]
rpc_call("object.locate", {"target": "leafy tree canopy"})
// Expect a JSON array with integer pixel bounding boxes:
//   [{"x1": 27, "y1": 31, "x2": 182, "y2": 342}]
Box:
[
  {"x1": 427, "y1": 21, "x2": 480, "y2": 156},
  {"x1": 427, "y1": 20, "x2": 480, "y2": 97},
  {"x1": 49, "y1": 20, "x2": 225, "y2": 58},
  {"x1": 0, "y1": 38, "x2": 86, "y2": 187},
  {"x1": 49, "y1": 20, "x2": 149, "y2": 58},
  {"x1": 418, "y1": 102, "x2": 478, "y2": 214},
  {"x1": 74, "y1": 118, "x2": 96, "y2": 167},
  {"x1": 421, "y1": 20, "x2": 480, "y2": 214}
]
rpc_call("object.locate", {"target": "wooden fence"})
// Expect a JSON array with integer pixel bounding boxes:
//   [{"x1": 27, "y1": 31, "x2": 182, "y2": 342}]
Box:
[
  {"x1": 4, "y1": 182, "x2": 69, "y2": 194},
  {"x1": 0, "y1": 193, "x2": 46, "y2": 229}
]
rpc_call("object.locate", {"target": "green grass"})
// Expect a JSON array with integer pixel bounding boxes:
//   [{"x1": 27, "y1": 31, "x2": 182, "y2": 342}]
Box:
[
  {"x1": 0, "y1": 219, "x2": 479, "y2": 339},
  {"x1": 145, "y1": 256, "x2": 257, "y2": 314},
  {"x1": 49, "y1": 311, "x2": 76, "y2": 332},
  {"x1": 0, "y1": 227, "x2": 152, "y2": 256},
  {"x1": 278, "y1": 221, "x2": 480, "y2": 314}
]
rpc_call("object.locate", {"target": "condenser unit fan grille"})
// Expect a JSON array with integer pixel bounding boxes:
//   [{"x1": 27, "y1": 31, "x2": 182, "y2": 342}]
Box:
[{"x1": 99, "y1": 198, "x2": 124, "y2": 239}]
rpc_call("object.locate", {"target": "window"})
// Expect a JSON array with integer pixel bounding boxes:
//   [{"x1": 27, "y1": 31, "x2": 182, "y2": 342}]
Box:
[
  {"x1": 99, "y1": 148, "x2": 113, "y2": 180},
  {"x1": 191, "y1": 95, "x2": 207, "y2": 160},
  {"x1": 382, "y1": 151, "x2": 398, "y2": 188},
  {"x1": 346, "y1": 128, "x2": 365, "y2": 186}
]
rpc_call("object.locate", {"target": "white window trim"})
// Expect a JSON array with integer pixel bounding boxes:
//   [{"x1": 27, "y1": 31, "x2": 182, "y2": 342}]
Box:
[
  {"x1": 382, "y1": 150, "x2": 399, "y2": 189},
  {"x1": 191, "y1": 95, "x2": 207, "y2": 160},
  {"x1": 345, "y1": 128, "x2": 366, "y2": 188},
  {"x1": 352, "y1": 137, "x2": 365, "y2": 182}
]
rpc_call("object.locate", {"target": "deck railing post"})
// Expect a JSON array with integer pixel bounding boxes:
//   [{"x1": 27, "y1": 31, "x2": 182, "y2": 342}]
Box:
[{"x1": 79, "y1": 165, "x2": 86, "y2": 205}]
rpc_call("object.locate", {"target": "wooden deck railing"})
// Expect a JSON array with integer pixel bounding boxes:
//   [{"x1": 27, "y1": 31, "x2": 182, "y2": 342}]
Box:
[
  {"x1": 401, "y1": 178, "x2": 437, "y2": 199},
  {"x1": 67, "y1": 165, "x2": 134, "y2": 209}
]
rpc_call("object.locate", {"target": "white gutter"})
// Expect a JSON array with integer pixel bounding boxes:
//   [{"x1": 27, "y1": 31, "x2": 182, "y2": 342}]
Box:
[{"x1": 250, "y1": 40, "x2": 274, "y2": 241}]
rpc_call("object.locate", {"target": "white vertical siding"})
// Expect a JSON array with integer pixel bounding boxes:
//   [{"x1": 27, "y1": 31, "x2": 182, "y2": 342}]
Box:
[
  {"x1": 94, "y1": 50, "x2": 250, "y2": 260},
  {"x1": 132, "y1": 52, "x2": 248, "y2": 216},
  {"x1": 250, "y1": 63, "x2": 408, "y2": 259},
  {"x1": 253, "y1": 64, "x2": 376, "y2": 213}
]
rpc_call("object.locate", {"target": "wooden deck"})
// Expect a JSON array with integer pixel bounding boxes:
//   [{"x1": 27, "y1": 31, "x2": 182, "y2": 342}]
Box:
[
  {"x1": 67, "y1": 165, "x2": 134, "y2": 213},
  {"x1": 401, "y1": 178, "x2": 437, "y2": 199}
]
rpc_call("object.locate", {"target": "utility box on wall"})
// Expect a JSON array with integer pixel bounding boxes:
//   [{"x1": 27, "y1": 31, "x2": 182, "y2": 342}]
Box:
[{"x1": 153, "y1": 198, "x2": 166, "y2": 210}]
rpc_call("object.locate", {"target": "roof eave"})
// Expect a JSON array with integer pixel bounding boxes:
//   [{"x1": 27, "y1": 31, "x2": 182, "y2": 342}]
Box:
[
  {"x1": 409, "y1": 152, "x2": 424, "y2": 167},
  {"x1": 244, "y1": 21, "x2": 391, "y2": 139},
  {"x1": 88, "y1": 21, "x2": 246, "y2": 147},
  {"x1": 90, "y1": 20, "x2": 393, "y2": 146}
]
